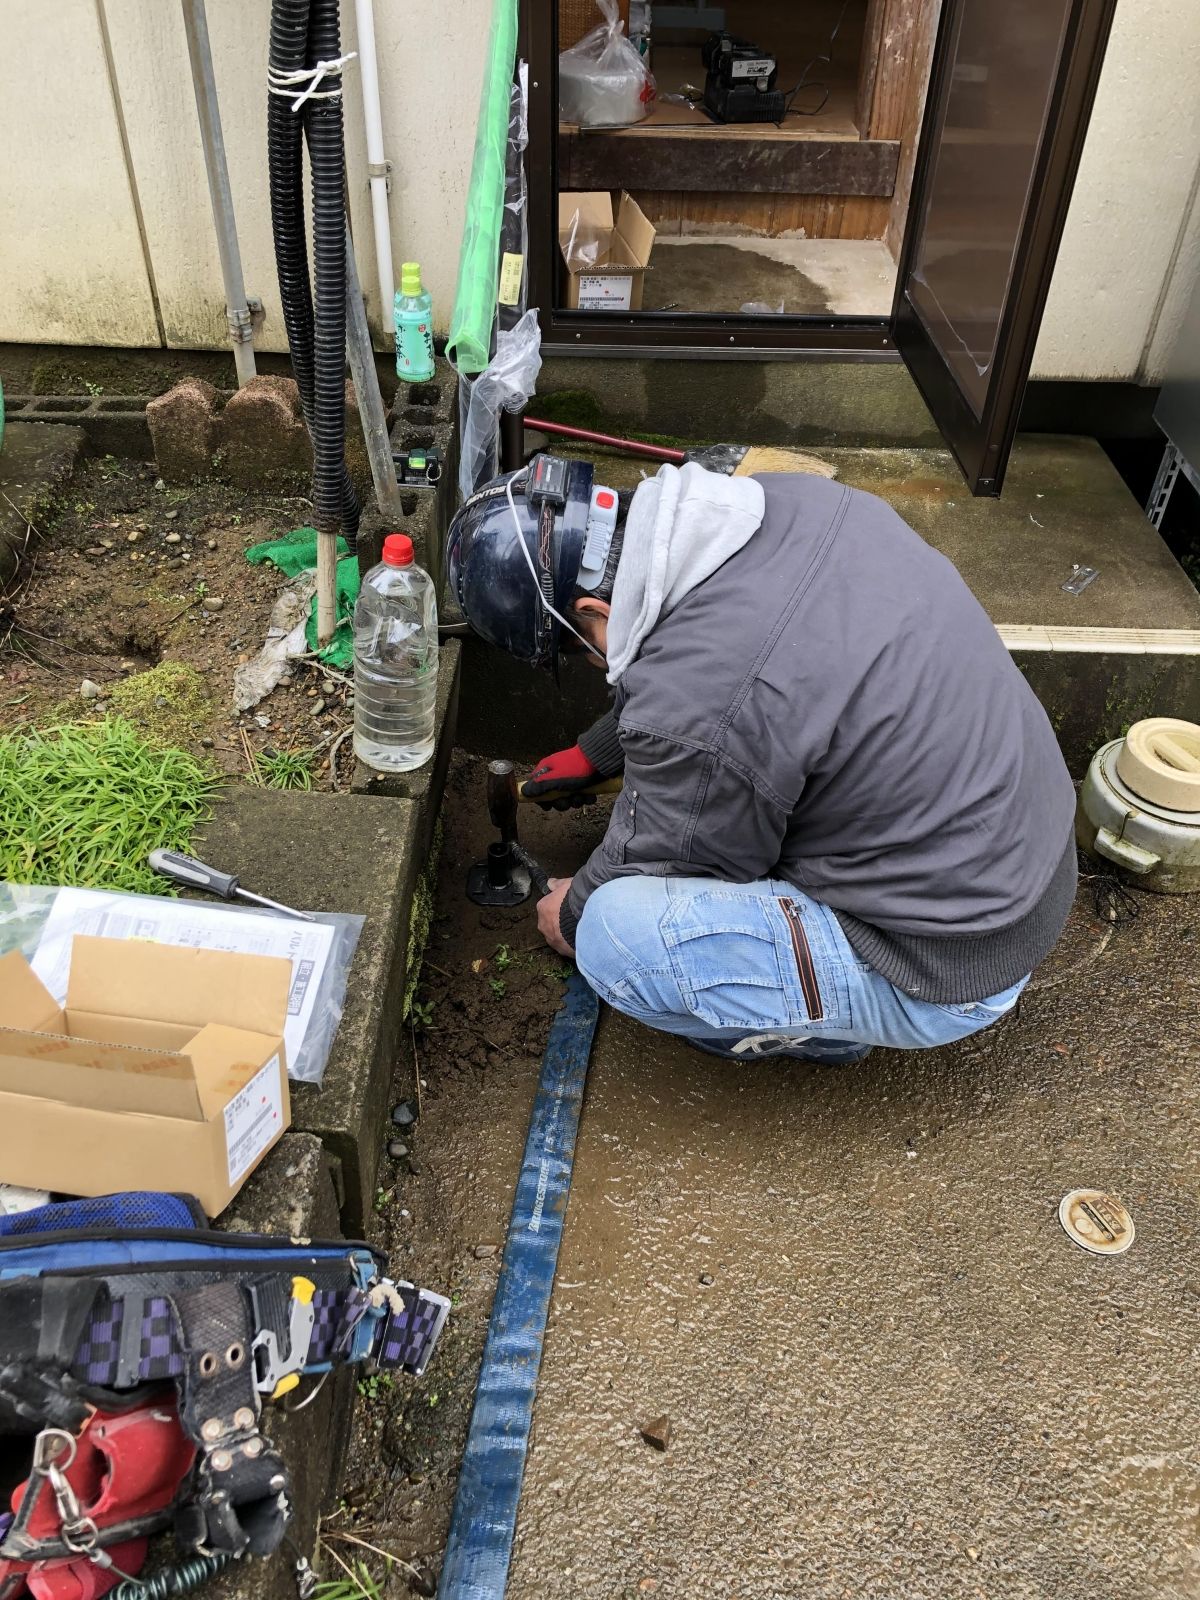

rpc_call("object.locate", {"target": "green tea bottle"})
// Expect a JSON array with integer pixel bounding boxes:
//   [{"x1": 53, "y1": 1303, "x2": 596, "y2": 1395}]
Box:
[{"x1": 394, "y1": 261, "x2": 435, "y2": 382}]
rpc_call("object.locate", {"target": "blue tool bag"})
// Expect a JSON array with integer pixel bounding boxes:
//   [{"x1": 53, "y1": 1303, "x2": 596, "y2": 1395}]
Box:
[{"x1": 0, "y1": 1193, "x2": 449, "y2": 1563}]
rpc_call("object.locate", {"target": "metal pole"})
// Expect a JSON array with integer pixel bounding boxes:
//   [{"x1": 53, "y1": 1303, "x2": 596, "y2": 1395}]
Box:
[
  {"x1": 181, "y1": 0, "x2": 257, "y2": 387},
  {"x1": 345, "y1": 222, "x2": 406, "y2": 525}
]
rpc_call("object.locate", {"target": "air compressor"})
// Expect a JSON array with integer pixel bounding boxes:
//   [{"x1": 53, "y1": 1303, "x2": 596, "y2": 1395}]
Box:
[{"x1": 701, "y1": 31, "x2": 787, "y2": 123}]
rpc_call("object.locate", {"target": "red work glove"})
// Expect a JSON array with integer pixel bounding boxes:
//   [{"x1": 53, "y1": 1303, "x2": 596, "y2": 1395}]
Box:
[{"x1": 523, "y1": 744, "x2": 600, "y2": 810}]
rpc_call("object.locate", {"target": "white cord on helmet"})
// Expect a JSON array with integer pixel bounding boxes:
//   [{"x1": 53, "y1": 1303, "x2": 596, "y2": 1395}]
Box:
[{"x1": 505, "y1": 471, "x2": 607, "y2": 665}]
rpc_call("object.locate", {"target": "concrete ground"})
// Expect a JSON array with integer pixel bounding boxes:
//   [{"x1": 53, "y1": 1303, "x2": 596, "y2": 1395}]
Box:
[
  {"x1": 504, "y1": 874, "x2": 1200, "y2": 1600},
  {"x1": 648, "y1": 237, "x2": 897, "y2": 316}
]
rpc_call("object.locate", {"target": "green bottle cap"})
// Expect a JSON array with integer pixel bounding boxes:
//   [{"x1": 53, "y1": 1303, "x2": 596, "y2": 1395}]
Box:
[{"x1": 400, "y1": 262, "x2": 423, "y2": 296}]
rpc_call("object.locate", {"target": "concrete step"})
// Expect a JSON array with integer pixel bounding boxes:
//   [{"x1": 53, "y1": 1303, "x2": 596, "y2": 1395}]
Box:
[
  {"x1": 822, "y1": 436, "x2": 1200, "y2": 773},
  {"x1": 457, "y1": 434, "x2": 1200, "y2": 775},
  {"x1": 0, "y1": 420, "x2": 85, "y2": 583}
]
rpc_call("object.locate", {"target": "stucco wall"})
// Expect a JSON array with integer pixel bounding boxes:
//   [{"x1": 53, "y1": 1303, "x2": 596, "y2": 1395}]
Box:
[
  {"x1": 1, "y1": 0, "x2": 1197, "y2": 381},
  {"x1": 0, "y1": 0, "x2": 492, "y2": 352},
  {"x1": 1032, "y1": 0, "x2": 1200, "y2": 382}
]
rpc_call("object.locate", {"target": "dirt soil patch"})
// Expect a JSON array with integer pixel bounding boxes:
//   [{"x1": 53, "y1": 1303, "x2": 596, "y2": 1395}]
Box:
[
  {"x1": 0, "y1": 454, "x2": 357, "y2": 785},
  {"x1": 337, "y1": 752, "x2": 608, "y2": 1596}
]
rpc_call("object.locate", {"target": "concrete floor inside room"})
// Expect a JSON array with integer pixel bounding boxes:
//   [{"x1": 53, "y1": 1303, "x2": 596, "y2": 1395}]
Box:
[{"x1": 645, "y1": 235, "x2": 898, "y2": 315}]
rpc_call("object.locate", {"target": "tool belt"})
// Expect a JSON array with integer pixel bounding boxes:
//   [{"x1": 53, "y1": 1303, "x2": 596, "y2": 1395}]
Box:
[{"x1": 0, "y1": 1194, "x2": 449, "y2": 1585}]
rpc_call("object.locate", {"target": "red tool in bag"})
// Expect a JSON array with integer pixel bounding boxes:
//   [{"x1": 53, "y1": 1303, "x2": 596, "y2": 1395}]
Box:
[{"x1": 0, "y1": 1400, "x2": 195, "y2": 1600}]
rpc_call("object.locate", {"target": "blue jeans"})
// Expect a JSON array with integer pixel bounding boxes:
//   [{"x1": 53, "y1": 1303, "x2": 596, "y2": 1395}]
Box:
[{"x1": 573, "y1": 877, "x2": 1028, "y2": 1064}]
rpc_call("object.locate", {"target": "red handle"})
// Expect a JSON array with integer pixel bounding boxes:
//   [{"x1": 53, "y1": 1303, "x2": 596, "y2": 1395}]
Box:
[{"x1": 524, "y1": 416, "x2": 685, "y2": 465}]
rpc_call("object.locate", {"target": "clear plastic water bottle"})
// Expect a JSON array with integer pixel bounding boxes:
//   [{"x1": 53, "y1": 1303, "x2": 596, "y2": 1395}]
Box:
[
  {"x1": 353, "y1": 534, "x2": 438, "y2": 772},
  {"x1": 394, "y1": 261, "x2": 435, "y2": 383}
]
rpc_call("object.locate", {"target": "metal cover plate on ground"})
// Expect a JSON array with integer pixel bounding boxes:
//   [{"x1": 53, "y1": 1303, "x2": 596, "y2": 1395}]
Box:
[{"x1": 1059, "y1": 1189, "x2": 1135, "y2": 1255}]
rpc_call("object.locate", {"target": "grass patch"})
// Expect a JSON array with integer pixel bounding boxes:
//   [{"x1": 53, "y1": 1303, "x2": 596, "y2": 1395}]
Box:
[
  {"x1": 255, "y1": 746, "x2": 316, "y2": 790},
  {"x1": 107, "y1": 661, "x2": 211, "y2": 749},
  {"x1": 0, "y1": 717, "x2": 219, "y2": 894}
]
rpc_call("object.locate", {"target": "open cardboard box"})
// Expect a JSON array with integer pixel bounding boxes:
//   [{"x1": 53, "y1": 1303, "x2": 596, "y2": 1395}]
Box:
[
  {"x1": 558, "y1": 190, "x2": 656, "y2": 311},
  {"x1": 0, "y1": 936, "x2": 292, "y2": 1217}
]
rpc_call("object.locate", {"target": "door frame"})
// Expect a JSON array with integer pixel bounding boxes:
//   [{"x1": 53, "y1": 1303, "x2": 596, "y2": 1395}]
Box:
[
  {"x1": 891, "y1": 0, "x2": 1118, "y2": 493},
  {"x1": 522, "y1": 0, "x2": 1114, "y2": 453}
]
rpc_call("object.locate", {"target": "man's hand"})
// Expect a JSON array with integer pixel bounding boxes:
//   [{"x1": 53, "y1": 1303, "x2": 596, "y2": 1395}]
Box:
[
  {"x1": 537, "y1": 877, "x2": 575, "y2": 959},
  {"x1": 523, "y1": 745, "x2": 599, "y2": 811}
]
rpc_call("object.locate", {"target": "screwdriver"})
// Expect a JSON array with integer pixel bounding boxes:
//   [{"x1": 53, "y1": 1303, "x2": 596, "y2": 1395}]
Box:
[{"x1": 147, "y1": 848, "x2": 316, "y2": 921}]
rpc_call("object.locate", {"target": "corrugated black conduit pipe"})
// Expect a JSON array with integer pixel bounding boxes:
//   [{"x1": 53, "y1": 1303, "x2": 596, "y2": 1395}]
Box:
[
  {"x1": 267, "y1": 0, "x2": 360, "y2": 550},
  {"x1": 303, "y1": 0, "x2": 359, "y2": 546}
]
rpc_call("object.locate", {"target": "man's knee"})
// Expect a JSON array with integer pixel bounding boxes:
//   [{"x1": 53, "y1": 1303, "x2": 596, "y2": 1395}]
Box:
[{"x1": 574, "y1": 877, "x2": 675, "y2": 1013}]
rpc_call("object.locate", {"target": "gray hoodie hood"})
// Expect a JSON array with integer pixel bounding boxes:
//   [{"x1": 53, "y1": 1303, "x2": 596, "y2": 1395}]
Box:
[{"x1": 604, "y1": 464, "x2": 765, "y2": 685}]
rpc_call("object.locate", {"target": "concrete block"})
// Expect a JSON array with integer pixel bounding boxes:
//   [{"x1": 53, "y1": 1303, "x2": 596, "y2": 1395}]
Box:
[
  {"x1": 357, "y1": 360, "x2": 458, "y2": 594},
  {"x1": 5, "y1": 394, "x2": 155, "y2": 459},
  {"x1": 146, "y1": 377, "x2": 220, "y2": 482},
  {"x1": 0, "y1": 421, "x2": 85, "y2": 584},
  {"x1": 1016, "y1": 647, "x2": 1200, "y2": 776},
  {"x1": 224, "y1": 1130, "x2": 342, "y2": 1239},
  {"x1": 351, "y1": 639, "x2": 461, "y2": 861},
  {"x1": 195, "y1": 788, "x2": 420, "y2": 1235},
  {"x1": 218, "y1": 376, "x2": 310, "y2": 488},
  {"x1": 142, "y1": 374, "x2": 379, "y2": 493}
]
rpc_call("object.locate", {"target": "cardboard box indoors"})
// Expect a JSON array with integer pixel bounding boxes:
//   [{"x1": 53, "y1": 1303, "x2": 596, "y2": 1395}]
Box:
[
  {"x1": 0, "y1": 936, "x2": 292, "y2": 1217},
  {"x1": 558, "y1": 191, "x2": 656, "y2": 312}
]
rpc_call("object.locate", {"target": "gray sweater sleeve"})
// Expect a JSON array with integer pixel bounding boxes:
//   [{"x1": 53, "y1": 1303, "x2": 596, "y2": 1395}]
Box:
[
  {"x1": 575, "y1": 707, "x2": 625, "y2": 777},
  {"x1": 559, "y1": 726, "x2": 791, "y2": 948}
]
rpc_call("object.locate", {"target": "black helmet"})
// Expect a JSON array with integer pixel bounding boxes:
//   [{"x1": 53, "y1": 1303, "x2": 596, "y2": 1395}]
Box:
[{"x1": 446, "y1": 454, "x2": 620, "y2": 670}]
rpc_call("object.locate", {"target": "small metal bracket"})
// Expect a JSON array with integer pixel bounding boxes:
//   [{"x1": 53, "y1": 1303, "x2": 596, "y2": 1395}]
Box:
[
  {"x1": 1146, "y1": 442, "x2": 1181, "y2": 530},
  {"x1": 227, "y1": 298, "x2": 265, "y2": 345},
  {"x1": 367, "y1": 159, "x2": 393, "y2": 193}
]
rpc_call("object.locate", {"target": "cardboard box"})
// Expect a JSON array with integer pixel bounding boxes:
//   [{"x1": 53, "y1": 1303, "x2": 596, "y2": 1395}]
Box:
[
  {"x1": 0, "y1": 936, "x2": 292, "y2": 1217},
  {"x1": 559, "y1": 191, "x2": 656, "y2": 312}
]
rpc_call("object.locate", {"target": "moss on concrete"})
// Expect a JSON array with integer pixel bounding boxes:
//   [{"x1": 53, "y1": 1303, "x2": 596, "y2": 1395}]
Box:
[
  {"x1": 108, "y1": 661, "x2": 212, "y2": 748},
  {"x1": 403, "y1": 819, "x2": 443, "y2": 1020}
]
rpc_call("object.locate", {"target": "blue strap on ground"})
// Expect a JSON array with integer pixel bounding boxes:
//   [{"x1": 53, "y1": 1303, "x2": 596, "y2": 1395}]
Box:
[{"x1": 437, "y1": 973, "x2": 600, "y2": 1600}]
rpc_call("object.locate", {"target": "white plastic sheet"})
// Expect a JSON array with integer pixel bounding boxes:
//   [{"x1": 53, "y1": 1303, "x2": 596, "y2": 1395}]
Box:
[
  {"x1": 0, "y1": 881, "x2": 362, "y2": 1086},
  {"x1": 559, "y1": 0, "x2": 655, "y2": 128},
  {"x1": 458, "y1": 308, "x2": 543, "y2": 501}
]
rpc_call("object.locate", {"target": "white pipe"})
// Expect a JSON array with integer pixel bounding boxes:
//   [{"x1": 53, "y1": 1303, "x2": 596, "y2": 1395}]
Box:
[{"x1": 354, "y1": 0, "x2": 396, "y2": 342}]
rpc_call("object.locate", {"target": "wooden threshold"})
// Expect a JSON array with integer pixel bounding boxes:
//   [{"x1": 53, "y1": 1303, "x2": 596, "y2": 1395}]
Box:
[{"x1": 560, "y1": 128, "x2": 900, "y2": 196}]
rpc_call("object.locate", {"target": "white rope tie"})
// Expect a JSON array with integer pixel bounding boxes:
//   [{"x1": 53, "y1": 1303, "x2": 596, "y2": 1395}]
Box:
[
  {"x1": 367, "y1": 1281, "x2": 406, "y2": 1316},
  {"x1": 267, "y1": 52, "x2": 357, "y2": 113}
]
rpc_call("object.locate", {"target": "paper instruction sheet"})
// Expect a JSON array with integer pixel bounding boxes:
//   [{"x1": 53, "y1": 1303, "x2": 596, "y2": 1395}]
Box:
[{"x1": 31, "y1": 888, "x2": 335, "y2": 1078}]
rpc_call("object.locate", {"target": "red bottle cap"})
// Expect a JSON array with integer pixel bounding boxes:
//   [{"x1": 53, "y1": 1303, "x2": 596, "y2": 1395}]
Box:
[{"x1": 383, "y1": 534, "x2": 415, "y2": 567}]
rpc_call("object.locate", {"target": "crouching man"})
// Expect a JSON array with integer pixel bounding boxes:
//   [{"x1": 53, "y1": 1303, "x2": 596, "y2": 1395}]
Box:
[{"x1": 447, "y1": 455, "x2": 1076, "y2": 1063}]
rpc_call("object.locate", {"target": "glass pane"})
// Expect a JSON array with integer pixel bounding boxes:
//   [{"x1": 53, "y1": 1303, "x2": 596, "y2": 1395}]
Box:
[
  {"x1": 554, "y1": 0, "x2": 900, "y2": 319},
  {"x1": 906, "y1": 0, "x2": 1073, "y2": 416}
]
